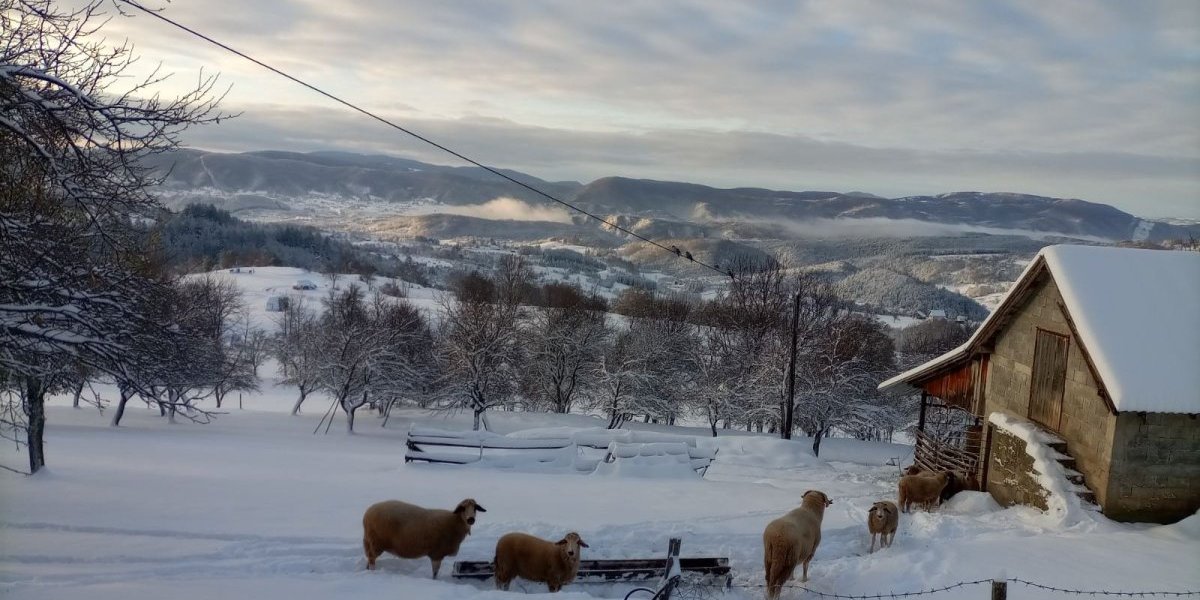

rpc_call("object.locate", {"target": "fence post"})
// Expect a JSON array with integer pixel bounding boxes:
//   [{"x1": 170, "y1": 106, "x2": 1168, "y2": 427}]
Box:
[
  {"x1": 657, "y1": 537, "x2": 682, "y2": 600},
  {"x1": 991, "y1": 580, "x2": 1007, "y2": 600}
]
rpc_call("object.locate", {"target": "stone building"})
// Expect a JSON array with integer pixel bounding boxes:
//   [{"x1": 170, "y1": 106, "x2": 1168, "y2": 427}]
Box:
[{"x1": 880, "y1": 245, "x2": 1200, "y2": 523}]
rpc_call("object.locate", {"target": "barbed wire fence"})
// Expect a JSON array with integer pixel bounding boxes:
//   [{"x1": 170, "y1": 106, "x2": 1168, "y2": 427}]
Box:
[{"x1": 625, "y1": 577, "x2": 1200, "y2": 599}]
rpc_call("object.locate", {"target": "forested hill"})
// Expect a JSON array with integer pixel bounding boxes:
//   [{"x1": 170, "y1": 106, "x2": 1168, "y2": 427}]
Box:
[{"x1": 155, "y1": 204, "x2": 428, "y2": 284}]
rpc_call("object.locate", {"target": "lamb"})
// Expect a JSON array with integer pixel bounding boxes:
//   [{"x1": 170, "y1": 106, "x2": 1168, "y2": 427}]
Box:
[
  {"x1": 494, "y1": 531, "x2": 590, "y2": 593},
  {"x1": 762, "y1": 490, "x2": 832, "y2": 600},
  {"x1": 897, "y1": 471, "x2": 950, "y2": 512},
  {"x1": 867, "y1": 501, "x2": 898, "y2": 553},
  {"x1": 362, "y1": 498, "x2": 486, "y2": 577}
]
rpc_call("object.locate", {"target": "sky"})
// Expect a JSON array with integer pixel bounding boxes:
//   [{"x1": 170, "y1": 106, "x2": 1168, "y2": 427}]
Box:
[{"x1": 96, "y1": 0, "x2": 1199, "y2": 219}]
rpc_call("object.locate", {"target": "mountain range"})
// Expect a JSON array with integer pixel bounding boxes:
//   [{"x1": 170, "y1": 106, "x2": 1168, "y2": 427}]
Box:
[{"x1": 147, "y1": 149, "x2": 1199, "y2": 242}]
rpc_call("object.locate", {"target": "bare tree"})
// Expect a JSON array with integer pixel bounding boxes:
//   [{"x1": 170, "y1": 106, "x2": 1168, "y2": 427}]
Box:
[
  {"x1": 521, "y1": 290, "x2": 610, "y2": 414},
  {"x1": 588, "y1": 329, "x2": 650, "y2": 429},
  {"x1": 313, "y1": 286, "x2": 376, "y2": 432},
  {"x1": 365, "y1": 293, "x2": 437, "y2": 426},
  {"x1": 273, "y1": 300, "x2": 322, "y2": 415},
  {"x1": 433, "y1": 257, "x2": 529, "y2": 430},
  {"x1": 0, "y1": 0, "x2": 225, "y2": 471},
  {"x1": 793, "y1": 314, "x2": 896, "y2": 456}
]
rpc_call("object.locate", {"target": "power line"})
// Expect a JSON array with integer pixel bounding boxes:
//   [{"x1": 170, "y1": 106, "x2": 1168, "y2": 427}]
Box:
[{"x1": 114, "y1": 0, "x2": 728, "y2": 277}]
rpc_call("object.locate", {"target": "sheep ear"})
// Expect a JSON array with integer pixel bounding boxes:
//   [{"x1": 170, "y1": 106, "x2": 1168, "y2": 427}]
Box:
[
  {"x1": 474, "y1": 503, "x2": 487, "y2": 513},
  {"x1": 579, "y1": 539, "x2": 590, "y2": 548},
  {"x1": 556, "y1": 539, "x2": 568, "y2": 546}
]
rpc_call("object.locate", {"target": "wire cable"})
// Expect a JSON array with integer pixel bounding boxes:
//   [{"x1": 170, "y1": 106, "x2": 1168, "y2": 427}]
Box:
[{"x1": 114, "y1": 0, "x2": 729, "y2": 276}]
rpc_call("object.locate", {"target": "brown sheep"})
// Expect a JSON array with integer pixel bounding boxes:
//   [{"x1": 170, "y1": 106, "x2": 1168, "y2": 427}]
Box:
[
  {"x1": 494, "y1": 531, "x2": 589, "y2": 592},
  {"x1": 867, "y1": 501, "x2": 898, "y2": 553},
  {"x1": 897, "y1": 472, "x2": 950, "y2": 512},
  {"x1": 904, "y1": 466, "x2": 981, "y2": 502},
  {"x1": 362, "y1": 498, "x2": 486, "y2": 577},
  {"x1": 763, "y1": 490, "x2": 832, "y2": 600}
]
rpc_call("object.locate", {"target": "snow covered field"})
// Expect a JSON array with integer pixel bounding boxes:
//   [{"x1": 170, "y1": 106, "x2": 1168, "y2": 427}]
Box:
[{"x1": 2, "y1": 400, "x2": 1197, "y2": 600}]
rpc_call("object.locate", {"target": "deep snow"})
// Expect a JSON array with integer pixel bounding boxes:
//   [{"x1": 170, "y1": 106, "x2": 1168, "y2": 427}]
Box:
[{"x1": 2, "y1": 400, "x2": 1197, "y2": 600}]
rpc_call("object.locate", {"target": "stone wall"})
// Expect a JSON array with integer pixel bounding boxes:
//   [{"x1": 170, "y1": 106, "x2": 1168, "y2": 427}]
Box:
[
  {"x1": 982, "y1": 273, "x2": 1116, "y2": 506},
  {"x1": 1105, "y1": 412, "x2": 1200, "y2": 524},
  {"x1": 985, "y1": 424, "x2": 1048, "y2": 510}
]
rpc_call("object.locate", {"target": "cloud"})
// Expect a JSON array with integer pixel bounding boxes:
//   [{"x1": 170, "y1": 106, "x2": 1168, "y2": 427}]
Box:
[
  {"x1": 410, "y1": 197, "x2": 573, "y2": 223},
  {"x1": 94, "y1": 1, "x2": 1200, "y2": 218},
  {"x1": 757, "y1": 217, "x2": 1112, "y2": 242}
]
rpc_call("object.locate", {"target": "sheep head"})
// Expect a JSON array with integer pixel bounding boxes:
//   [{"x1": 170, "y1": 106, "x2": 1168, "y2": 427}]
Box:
[
  {"x1": 869, "y1": 501, "x2": 894, "y2": 522},
  {"x1": 454, "y1": 498, "x2": 486, "y2": 530},
  {"x1": 556, "y1": 532, "x2": 589, "y2": 562},
  {"x1": 801, "y1": 490, "x2": 833, "y2": 507}
]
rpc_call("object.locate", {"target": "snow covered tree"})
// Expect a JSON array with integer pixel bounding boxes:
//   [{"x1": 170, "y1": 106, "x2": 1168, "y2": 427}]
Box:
[
  {"x1": 273, "y1": 300, "x2": 323, "y2": 415},
  {"x1": 520, "y1": 290, "x2": 610, "y2": 414},
  {"x1": 313, "y1": 286, "x2": 376, "y2": 432},
  {"x1": 589, "y1": 329, "x2": 650, "y2": 429},
  {"x1": 434, "y1": 257, "x2": 529, "y2": 430},
  {"x1": 0, "y1": 0, "x2": 225, "y2": 471},
  {"x1": 365, "y1": 292, "x2": 437, "y2": 426},
  {"x1": 793, "y1": 314, "x2": 896, "y2": 456},
  {"x1": 309, "y1": 287, "x2": 435, "y2": 433}
]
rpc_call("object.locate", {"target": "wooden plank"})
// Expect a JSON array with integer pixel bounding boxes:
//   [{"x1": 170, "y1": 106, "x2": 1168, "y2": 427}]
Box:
[
  {"x1": 451, "y1": 557, "x2": 730, "y2": 581},
  {"x1": 407, "y1": 436, "x2": 571, "y2": 450}
]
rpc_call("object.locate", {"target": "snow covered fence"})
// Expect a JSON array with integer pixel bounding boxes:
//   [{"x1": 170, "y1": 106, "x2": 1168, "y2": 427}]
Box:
[{"x1": 404, "y1": 427, "x2": 718, "y2": 475}]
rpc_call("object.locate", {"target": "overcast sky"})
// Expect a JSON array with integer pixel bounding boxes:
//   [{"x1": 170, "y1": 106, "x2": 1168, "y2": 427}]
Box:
[{"x1": 103, "y1": 0, "x2": 1199, "y2": 218}]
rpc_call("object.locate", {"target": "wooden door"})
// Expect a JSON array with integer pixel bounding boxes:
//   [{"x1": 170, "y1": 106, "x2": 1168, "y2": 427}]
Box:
[{"x1": 1029, "y1": 329, "x2": 1069, "y2": 430}]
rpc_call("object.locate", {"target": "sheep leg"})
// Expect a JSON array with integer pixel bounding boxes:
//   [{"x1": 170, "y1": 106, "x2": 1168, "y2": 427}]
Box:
[
  {"x1": 363, "y1": 539, "x2": 379, "y2": 570},
  {"x1": 764, "y1": 555, "x2": 795, "y2": 600},
  {"x1": 801, "y1": 557, "x2": 811, "y2": 583},
  {"x1": 869, "y1": 533, "x2": 876, "y2": 553},
  {"x1": 430, "y1": 558, "x2": 442, "y2": 579}
]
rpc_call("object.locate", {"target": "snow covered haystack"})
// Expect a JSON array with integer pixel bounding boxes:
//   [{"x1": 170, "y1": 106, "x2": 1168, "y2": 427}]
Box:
[{"x1": 593, "y1": 441, "x2": 700, "y2": 479}]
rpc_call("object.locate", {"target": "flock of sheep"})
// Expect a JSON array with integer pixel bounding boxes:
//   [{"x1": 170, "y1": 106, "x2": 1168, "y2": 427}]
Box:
[{"x1": 360, "y1": 465, "x2": 966, "y2": 598}]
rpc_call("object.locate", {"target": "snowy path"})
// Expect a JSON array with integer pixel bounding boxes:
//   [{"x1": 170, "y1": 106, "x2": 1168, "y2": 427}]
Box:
[{"x1": 2, "y1": 406, "x2": 1197, "y2": 600}]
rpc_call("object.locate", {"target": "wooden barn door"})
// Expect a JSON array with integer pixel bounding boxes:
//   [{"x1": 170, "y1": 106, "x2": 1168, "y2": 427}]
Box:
[{"x1": 1029, "y1": 329, "x2": 1069, "y2": 430}]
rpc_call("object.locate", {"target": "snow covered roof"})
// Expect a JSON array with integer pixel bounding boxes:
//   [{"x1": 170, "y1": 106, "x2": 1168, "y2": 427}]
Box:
[{"x1": 880, "y1": 245, "x2": 1200, "y2": 414}]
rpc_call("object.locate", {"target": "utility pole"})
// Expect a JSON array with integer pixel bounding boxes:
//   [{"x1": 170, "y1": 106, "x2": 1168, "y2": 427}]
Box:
[{"x1": 783, "y1": 291, "x2": 801, "y2": 439}]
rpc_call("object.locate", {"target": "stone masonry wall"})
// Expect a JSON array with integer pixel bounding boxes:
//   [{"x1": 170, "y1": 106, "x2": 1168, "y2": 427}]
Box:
[
  {"x1": 985, "y1": 424, "x2": 1049, "y2": 510},
  {"x1": 982, "y1": 273, "x2": 1116, "y2": 506},
  {"x1": 1106, "y1": 412, "x2": 1200, "y2": 524}
]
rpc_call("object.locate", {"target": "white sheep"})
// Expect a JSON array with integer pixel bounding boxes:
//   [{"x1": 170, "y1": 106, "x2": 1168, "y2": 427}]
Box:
[
  {"x1": 763, "y1": 489, "x2": 832, "y2": 600},
  {"x1": 867, "y1": 500, "x2": 898, "y2": 552},
  {"x1": 494, "y1": 531, "x2": 589, "y2": 593},
  {"x1": 362, "y1": 498, "x2": 485, "y2": 578}
]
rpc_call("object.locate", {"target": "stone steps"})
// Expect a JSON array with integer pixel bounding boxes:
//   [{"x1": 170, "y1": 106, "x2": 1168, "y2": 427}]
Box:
[{"x1": 1049, "y1": 443, "x2": 1100, "y2": 508}]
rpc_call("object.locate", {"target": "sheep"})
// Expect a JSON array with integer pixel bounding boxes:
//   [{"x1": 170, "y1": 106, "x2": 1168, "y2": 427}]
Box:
[
  {"x1": 897, "y1": 471, "x2": 950, "y2": 512},
  {"x1": 867, "y1": 501, "x2": 898, "y2": 553},
  {"x1": 494, "y1": 531, "x2": 590, "y2": 593},
  {"x1": 904, "y1": 466, "x2": 981, "y2": 503},
  {"x1": 362, "y1": 498, "x2": 486, "y2": 578},
  {"x1": 763, "y1": 490, "x2": 832, "y2": 600}
]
